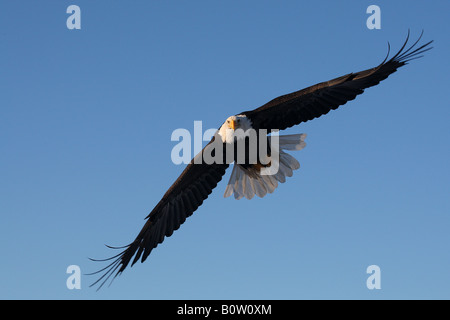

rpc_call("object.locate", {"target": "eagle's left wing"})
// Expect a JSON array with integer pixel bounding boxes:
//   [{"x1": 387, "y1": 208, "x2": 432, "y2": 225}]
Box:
[{"x1": 242, "y1": 32, "x2": 432, "y2": 131}]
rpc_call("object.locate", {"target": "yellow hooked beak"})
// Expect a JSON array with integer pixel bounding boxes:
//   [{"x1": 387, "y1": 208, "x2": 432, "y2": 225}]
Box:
[{"x1": 230, "y1": 120, "x2": 236, "y2": 130}]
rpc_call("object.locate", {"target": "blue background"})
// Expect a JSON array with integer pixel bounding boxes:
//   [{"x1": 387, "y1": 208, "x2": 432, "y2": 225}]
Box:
[{"x1": 1, "y1": 1, "x2": 449, "y2": 299}]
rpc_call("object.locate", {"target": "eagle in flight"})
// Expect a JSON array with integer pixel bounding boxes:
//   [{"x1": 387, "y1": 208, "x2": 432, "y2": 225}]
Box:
[{"x1": 90, "y1": 32, "x2": 432, "y2": 289}]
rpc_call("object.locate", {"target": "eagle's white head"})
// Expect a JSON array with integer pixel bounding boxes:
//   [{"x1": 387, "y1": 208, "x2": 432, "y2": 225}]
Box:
[{"x1": 218, "y1": 115, "x2": 253, "y2": 144}]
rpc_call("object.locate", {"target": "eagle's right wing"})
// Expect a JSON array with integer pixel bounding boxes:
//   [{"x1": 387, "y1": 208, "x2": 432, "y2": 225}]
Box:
[{"x1": 89, "y1": 136, "x2": 229, "y2": 289}]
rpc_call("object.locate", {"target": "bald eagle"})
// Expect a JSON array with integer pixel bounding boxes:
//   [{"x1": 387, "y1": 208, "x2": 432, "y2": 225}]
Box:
[{"x1": 90, "y1": 32, "x2": 432, "y2": 289}]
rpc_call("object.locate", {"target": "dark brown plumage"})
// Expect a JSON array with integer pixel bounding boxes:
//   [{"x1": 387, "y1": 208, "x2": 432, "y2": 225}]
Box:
[
  {"x1": 89, "y1": 31, "x2": 432, "y2": 289},
  {"x1": 89, "y1": 147, "x2": 229, "y2": 289},
  {"x1": 243, "y1": 31, "x2": 432, "y2": 131}
]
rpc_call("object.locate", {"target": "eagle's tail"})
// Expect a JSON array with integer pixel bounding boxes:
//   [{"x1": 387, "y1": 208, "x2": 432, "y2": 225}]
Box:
[{"x1": 224, "y1": 133, "x2": 307, "y2": 200}]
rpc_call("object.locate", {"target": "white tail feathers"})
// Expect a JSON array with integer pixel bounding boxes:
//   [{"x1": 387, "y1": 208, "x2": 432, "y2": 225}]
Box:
[
  {"x1": 224, "y1": 133, "x2": 307, "y2": 200},
  {"x1": 278, "y1": 134, "x2": 307, "y2": 150}
]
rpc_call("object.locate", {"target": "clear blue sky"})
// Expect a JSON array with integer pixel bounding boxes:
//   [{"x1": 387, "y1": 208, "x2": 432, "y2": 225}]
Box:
[{"x1": 1, "y1": 1, "x2": 449, "y2": 299}]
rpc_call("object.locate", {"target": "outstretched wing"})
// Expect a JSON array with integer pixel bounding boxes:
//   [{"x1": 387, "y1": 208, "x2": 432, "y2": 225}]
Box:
[
  {"x1": 242, "y1": 31, "x2": 433, "y2": 131},
  {"x1": 90, "y1": 138, "x2": 229, "y2": 289}
]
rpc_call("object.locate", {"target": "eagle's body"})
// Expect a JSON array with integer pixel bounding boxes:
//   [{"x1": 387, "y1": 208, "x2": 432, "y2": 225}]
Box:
[
  {"x1": 90, "y1": 32, "x2": 433, "y2": 289},
  {"x1": 215, "y1": 114, "x2": 306, "y2": 199}
]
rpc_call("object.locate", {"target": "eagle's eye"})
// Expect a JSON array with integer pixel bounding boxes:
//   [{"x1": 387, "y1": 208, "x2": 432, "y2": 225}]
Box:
[{"x1": 237, "y1": 119, "x2": 241, "y2": 123}]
